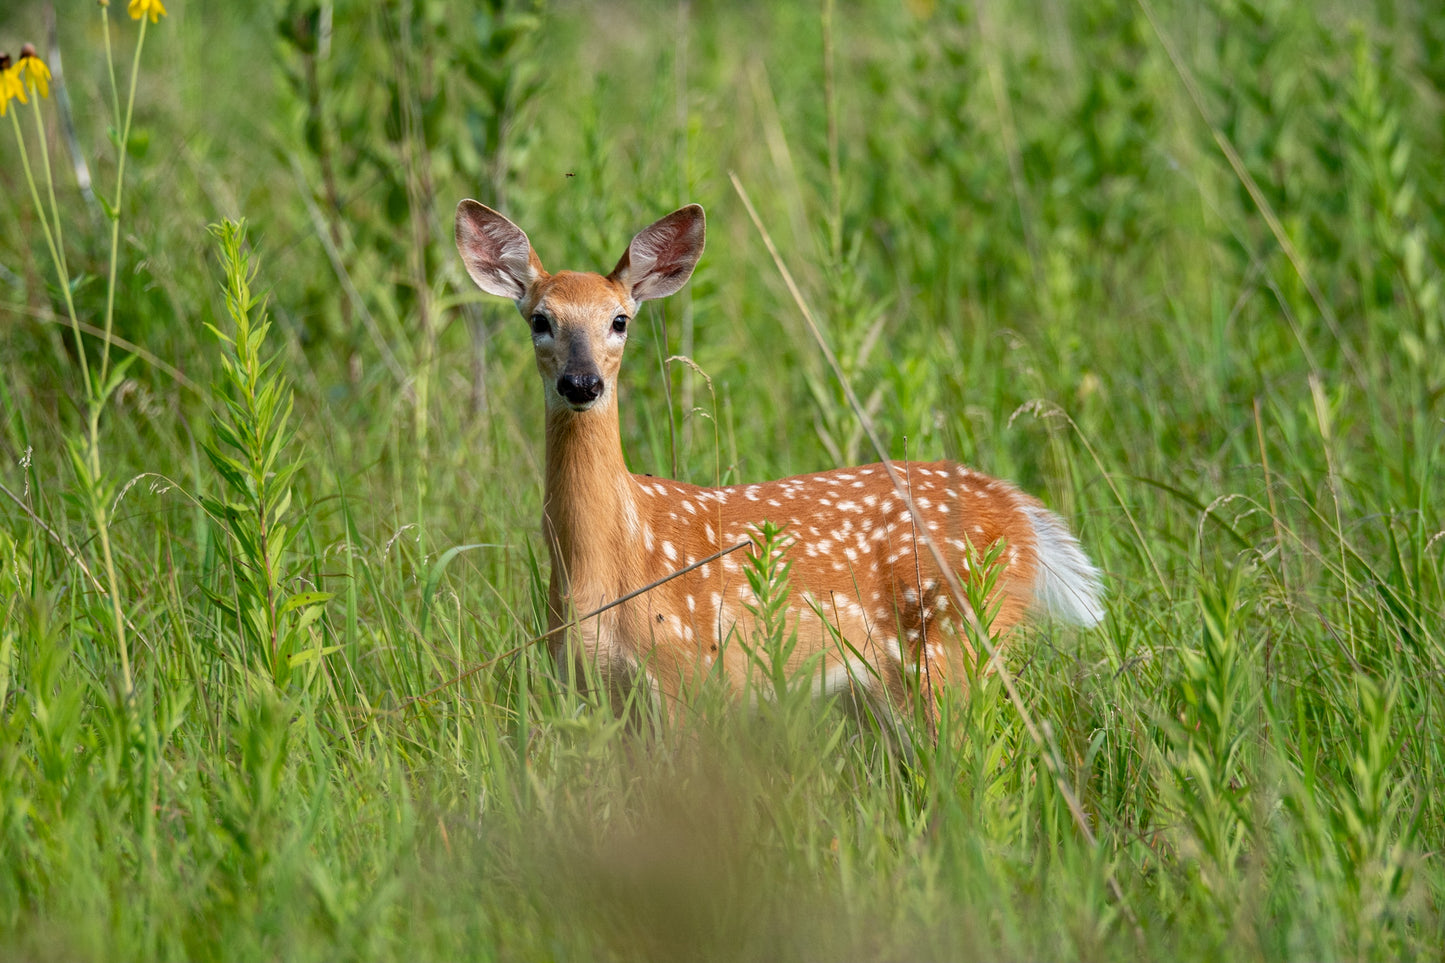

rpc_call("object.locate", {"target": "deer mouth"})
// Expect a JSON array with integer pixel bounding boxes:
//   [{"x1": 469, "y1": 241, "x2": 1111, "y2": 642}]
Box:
[{"x1": 547, "y1": 386, "x2": 606, "y2": 413}]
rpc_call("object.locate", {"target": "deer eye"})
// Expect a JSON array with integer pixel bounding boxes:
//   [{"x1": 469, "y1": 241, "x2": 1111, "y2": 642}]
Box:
[
  {"x1": 611, "y1": 314, "x2": 629, "y2": 334},
  {"x1": 529, "y1": 312, "x2": 551, "y2": 336}
]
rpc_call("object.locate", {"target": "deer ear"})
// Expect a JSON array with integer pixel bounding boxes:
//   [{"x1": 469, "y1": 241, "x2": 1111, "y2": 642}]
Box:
[
  {"x1": 609, "y1": 204, "x2": 705, "y2": 303},
  {"x1": 455, "y1": 200, "x2": 544, "y2": 300}
]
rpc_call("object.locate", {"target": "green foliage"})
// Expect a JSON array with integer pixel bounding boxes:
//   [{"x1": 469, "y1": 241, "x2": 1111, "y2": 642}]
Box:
[
  {"x1": 1340, "y1": 29, "x2": 1443, "y2": 379},
  {"x1": 1, "y1": 0, "x2": 1444, "y2": 959},
  {"x1": 1163, "y1": 566, "x2": 1256, "y2": 896},
  {"x1": 201, "y1": 219, "x2": 332, "y2": 688},
  {"x1": 272, "y1": 0, "x2": 544, "y2": 440},
  {"x1": 740, "y1": 520, "x2": 800, "y2": 695},
  {"x1": 957, "y1": 536, "x2": 1009, "y2": 671}
]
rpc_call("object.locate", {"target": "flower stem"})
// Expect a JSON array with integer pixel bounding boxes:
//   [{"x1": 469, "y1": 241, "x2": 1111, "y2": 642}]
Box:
[
  {"x1": 102, "y1": 5, "x2": 121, "y2": 148},
  {"x1": 9, "y1": 74, "x2": 133, "y2": 700},
  {"x1": 28, "y1": 87, "x2": 77, "y2": 323},
  {"x1": 101, "y1": 16, "x2": 149, "y2": 388},
  {"x1": 9, "y1": 108, "x2": 88, "y2": 389},
  {"x1": 90, "y1": 431, "x2": 133, "y2": 698}
]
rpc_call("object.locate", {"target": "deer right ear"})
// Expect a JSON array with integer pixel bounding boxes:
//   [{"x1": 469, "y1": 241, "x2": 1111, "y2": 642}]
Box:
[
  {"x1": 455, "y1": 200, "x2": 543, "y2": 301},
  {"x1": 609, "y1": 204, "x2": 706, "y2": 303}
]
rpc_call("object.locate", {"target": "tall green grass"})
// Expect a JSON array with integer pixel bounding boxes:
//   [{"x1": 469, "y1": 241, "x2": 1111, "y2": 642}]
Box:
[{"x1": 1, "y1": 0, "x2": 1442, "y2": 958}]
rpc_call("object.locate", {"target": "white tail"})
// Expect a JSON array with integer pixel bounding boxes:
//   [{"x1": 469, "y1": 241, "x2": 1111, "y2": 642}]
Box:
[{"x1": 455, "y1": 200, "x2": 1104, "y2": 717}]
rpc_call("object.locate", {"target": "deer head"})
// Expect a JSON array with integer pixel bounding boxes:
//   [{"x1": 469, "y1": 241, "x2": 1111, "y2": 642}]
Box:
[{"x1": 455, "y1": 201, "x2": 706, "y2": 413}]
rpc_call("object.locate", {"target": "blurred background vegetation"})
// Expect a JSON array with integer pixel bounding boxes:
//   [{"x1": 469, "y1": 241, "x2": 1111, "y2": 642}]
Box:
[{"x1": 0, "y1": 0, "x2": 1442, "y2": 958}]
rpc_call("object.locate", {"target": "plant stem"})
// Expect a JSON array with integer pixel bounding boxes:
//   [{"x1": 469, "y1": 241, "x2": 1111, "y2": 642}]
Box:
[
  {"x1": 28, "y1": 86, "x2": 79, "y2": 336},
  {"x1": 9, "y1": 109, "x2": 88, "y2": 388},
  {"x1": 11, "y1": 74, "x2": 132, "y2": 698},
  {"x1": 101, "y1": 16, "x2": 149, "y2": 387},
  {"x1": 102, "y1": 5, "x2": 121, "y2": 132}
]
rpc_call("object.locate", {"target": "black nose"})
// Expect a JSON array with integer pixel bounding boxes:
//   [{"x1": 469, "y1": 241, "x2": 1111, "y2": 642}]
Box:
[{"x1": 557, "y1": 372, "x2": 603, "y2": 405}]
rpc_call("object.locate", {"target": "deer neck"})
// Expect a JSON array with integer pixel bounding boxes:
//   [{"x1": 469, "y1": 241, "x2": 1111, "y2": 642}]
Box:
[{"x1": 542, "y1": 399, "x2": 642, "y2": 596}]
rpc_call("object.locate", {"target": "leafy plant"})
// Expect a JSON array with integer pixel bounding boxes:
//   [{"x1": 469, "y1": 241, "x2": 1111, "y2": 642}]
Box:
[
  {"x1": 201, "y1": 219, "x2": 332, "y2": 689},
  {"x1": 1163, "y1": 565, "x2": 1257, "y2": 898},
  {"x1": 740, "y1": 519, "x2": 803, "y2": 703}
]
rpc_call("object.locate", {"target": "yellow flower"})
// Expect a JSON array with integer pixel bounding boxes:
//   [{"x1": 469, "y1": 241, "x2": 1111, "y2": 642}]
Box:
[
  {"x1": 18, "y1": 44, "x2": 50, "y2": 99},
  {"x1": 127, "y1": 0, "x2": 168, "y2": 22},
  {"x1": 0, "y1": 54, "x2": 29, "y2": 117}
]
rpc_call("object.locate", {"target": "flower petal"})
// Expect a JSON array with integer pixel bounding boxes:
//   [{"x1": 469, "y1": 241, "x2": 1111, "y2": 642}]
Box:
[
  {"x1": 127, "y1": 0, "x2": 168, "y2": 22},
  {"x1": 19, "y1": 55, "x2": 51, "y2": 99}
]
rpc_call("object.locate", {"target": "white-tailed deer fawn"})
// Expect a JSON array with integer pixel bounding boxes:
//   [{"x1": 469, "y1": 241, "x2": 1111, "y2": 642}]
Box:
[{"x1": 455, "y1": 200, "x2": 1103, "y2": 720}]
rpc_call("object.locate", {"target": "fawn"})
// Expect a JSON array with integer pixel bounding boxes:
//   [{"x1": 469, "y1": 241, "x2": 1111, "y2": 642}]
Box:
[{"x1": 454, "y1": 200, "x2": 1103, "y2": 720}]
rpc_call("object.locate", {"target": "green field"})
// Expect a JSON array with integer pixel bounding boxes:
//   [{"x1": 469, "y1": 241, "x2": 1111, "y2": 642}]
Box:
[{"x1": 2, "y1": 0, "x2": 1443, "y2": 958}]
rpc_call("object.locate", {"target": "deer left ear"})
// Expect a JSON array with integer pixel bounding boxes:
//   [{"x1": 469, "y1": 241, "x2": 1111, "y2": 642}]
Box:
[
  {"x1": 609, "y1": 204, "x2": 705, "y2": 302},
  {"x1": 455, "y1": 199, "x2": 544, "y2": 301}
]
